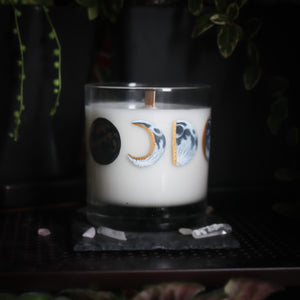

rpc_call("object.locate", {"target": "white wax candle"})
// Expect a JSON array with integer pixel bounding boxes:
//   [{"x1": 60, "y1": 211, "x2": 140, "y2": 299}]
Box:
[{"x1": 85, "y1": 101, "x2": 211, "y2": 207}]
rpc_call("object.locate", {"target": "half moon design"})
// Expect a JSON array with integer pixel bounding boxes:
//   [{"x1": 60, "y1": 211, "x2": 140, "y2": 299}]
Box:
[
  {"x1": 173, "y1": 120, "x2": 198, "y2": 167},
  {"x1": 128, "y1": 121, "x2": 166, "y2": 168},
  {"x1": 202, "y1": 118, "x2": 211, "y2": 161}
]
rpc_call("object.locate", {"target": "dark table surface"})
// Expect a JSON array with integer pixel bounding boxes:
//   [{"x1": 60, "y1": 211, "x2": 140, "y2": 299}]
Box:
[{"x1": 0, "y1": 185, "x2": 299, "y2": 291}]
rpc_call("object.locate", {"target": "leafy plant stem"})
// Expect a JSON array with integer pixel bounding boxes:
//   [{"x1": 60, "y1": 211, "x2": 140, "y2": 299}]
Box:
[
  {"x1": 42, "y1": 5, "x2": 62, "y2": 116},
  {"x1": 9, "y1": 4, "x2": 25, "y2": 142}
]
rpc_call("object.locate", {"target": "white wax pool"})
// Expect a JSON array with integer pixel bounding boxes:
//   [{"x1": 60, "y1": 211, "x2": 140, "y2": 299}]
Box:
[{"x1": 85, "y1": 101, "x2": 211, "y2": 207}]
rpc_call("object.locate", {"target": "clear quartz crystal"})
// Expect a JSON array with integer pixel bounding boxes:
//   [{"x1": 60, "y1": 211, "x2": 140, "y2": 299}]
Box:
[
  {"x1": 97, "y1": 226, "x2": 127, "y2": 241},
  {"x1": 192, "y1": 223, "x2": 232, "y2": 239},
  {"x1": 179, "y1": 223, "x2": 232, "y2": 239}
]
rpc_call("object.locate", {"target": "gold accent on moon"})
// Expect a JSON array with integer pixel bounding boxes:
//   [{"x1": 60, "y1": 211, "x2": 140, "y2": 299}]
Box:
[
  {"x1": 128, "y1": 123, "x2": 156, "y2": 160},
  {"x1": 202, "y1": 118, "x2": 209, "y2": 161},
  {"x1": 172, "y1": 121, "x2": 177, "y2": 165}
]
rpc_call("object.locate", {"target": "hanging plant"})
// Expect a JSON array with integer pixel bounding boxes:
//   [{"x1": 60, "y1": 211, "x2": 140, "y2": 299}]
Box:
[
  {"x1": 9, "y1": 4, "x2": 26, "y2": 142},
  {"x1": 1, "y1": 0, "x2": 123, "y2": 141}
]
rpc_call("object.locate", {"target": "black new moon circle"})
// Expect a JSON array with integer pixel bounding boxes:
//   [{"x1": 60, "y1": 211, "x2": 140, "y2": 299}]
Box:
[{"x1": 90, "y1": 118, "x2": 121, "y2": 165}]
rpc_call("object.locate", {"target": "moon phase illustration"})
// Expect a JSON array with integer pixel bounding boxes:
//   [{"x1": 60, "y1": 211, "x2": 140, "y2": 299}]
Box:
[
  {"x1": 202, "y1": 118, "x2": 211, "y2": 161},
  {"x1": 90, "y1": 118, "x2": 121, "y2": 165},
  {"x1": 173, "y1": 120, "x2": 198, "y2": 166},
  {"x1": 128, "y1": 120, "x2": 166, "y2": 168}
]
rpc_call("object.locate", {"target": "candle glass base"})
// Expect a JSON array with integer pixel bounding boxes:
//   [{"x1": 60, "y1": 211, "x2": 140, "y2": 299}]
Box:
[{"x1": 86, "y1": 200, "x2": 207, "y2": 232}]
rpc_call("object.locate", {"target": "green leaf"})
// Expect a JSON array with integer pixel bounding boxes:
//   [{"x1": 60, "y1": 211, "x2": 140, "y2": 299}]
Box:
[
  {"x1": 226, "y1": 2, "x2": 239, "y2": 20},
  {"x1": 50, "y1": 108, "x2": 56, "y2": 116},
  {"x1": 48, "y1": 31, "x2": 55, "y2": 40},
  {"x1": 13, "y1": 111, "x2": 20, "y2": 118},
  {"x1": 188, "y1": 0, "x2": 203, "y2": 16},
  {"x1": 243, "y1": 64, "x2": 262, "y2": 90},
  {"x1": 19, "y1": 73, "x2": 26, "y2": 80},
  {"x1": 88, "y1": 6, "x2": 99, "y2": 20},
  {"x1": 53, "y1": 79, "x2": 60, "y2": 87},
  {"x1": 217, "y1": 23, "x2": 240, "y2": 58},
  {"x1": 215, "y1": 0, "x2": 229, "y2": 13},
  {"x1": 192, "y1": 13, "x2": 215, "y2": 38},
  {"x1": 54, "y1": 61, "x2": 60, "y2": 69},
  {"x1": 210, "y1": 13, "x2": 228, "y2": 25},
  {"x1": 21, "y1": 44, "x2": 26, "y2": 52},
  {"x1": 15, "y1": 9, "x2": 22, "y2": 17},
  {"x1": 13, "y1": 28, "x2": 17, "y2": 35},
  {"x1": 245, "y1": 17, "x2": 262, "y2": 39},
  {"x1": 286, "y1": 127, "x2": 299, "y2": 146},
  {"x1": 53, "y1": 48, "x2": 60, "y2": 56}
]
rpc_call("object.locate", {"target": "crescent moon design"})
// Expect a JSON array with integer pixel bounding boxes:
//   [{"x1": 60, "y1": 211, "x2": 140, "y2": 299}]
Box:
[
  {"x1": 202, "y1": 118, "x2": 211, "y2": 161},
  {"x1": 173, "y1": 120, "x2": 198, "y2": 167},
  {"x1": 128, "y1": 120, "x2": 166, "y2": 167}
]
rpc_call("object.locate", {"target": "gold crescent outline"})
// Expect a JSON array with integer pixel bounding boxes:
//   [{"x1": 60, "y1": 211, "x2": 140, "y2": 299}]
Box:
[
  {"x1": 172, "y1": 121, "x2": 177, "y2": 165},
  {"x1": 202, "y1": 117, "x2": 210, "y2": 161},
  {"x1": 128, "y1": 123, "x2": 156, "y2": 160}
]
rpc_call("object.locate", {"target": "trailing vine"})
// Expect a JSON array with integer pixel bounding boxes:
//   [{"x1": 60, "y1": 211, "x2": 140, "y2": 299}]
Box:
[
  {"x1": 9, "y1": 4, "x2": 26, "y2": 142},
  {"x1": 42, "y1": 5, "x2": 62, "y2": 117},
  {"x1": 7, "y1": 4, "x2": 61, "y2": 141}
]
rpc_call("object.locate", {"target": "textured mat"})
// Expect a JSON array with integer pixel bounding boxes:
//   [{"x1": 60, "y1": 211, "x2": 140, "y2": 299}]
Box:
[{"x1": 73, "y1": 213, "x2": 240, "y2": 251}]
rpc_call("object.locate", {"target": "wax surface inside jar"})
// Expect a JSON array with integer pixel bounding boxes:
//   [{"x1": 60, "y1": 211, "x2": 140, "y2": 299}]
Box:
[{"x1": 85, "y1": 101, "x2": 211, "y2": 207}]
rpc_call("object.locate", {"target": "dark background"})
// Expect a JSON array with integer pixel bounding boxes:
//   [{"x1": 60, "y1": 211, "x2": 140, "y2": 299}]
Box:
[{"x1": 0, "y1": 1, "x2": 299, "y2": 205}]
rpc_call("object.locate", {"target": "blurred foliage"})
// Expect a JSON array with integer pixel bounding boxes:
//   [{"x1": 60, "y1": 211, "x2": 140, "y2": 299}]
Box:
[
  {"x1": 0, "y1": 279, "x2": 284, "y2": 300},
  {"x1": 189, "y1": 0, "x2": 261, "y2": 90},
  {"x1": 189, "y1": 0, "x2": 299, "y2": 182}
]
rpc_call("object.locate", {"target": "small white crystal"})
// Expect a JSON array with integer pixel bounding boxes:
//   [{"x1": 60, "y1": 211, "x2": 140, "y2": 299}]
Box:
[
  {"x1": 38, "y1": 228, "x2": 51, "y2": 236},
  {"x1": 97, "y1": 226, "x2": 127, "y2": 241},
  {"x1": 178, "y1": 228, "x2": 193, "y2": 235},
  {"x1": 82, "y1": 227, "x2": 96, "y2": 238}
]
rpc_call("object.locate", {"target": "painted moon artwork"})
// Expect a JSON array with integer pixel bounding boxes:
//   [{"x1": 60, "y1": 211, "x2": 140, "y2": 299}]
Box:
[
  {"x1": 89, "y1": 118, "x2": 121, "y2": 165},
  {"x1": 173, "y1": 120, "x2": 198, "y2": 167},
  {"x1": 128, "y1": 120, "x2": 166, "y2": 168}
]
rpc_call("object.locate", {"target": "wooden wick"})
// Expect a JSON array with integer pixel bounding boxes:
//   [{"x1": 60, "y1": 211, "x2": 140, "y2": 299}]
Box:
[{"x1": 144, "y1": 90, "x2": 156, "y2": 107}]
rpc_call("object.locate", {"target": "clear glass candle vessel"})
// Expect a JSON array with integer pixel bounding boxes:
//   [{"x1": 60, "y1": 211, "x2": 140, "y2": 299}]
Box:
[{"x1": 85, "y1": 83, "x2": 212, "y2": 231}]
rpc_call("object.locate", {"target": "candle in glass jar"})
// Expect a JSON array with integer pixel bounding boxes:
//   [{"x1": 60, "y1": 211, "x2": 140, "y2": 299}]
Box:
[{"x1": 85, "y1": 101, "x2": 211, "y2": 208}]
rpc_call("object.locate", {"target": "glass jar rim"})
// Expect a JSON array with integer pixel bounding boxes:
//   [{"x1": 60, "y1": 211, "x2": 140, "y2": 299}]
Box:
[{"x1": 85, "y1": 82, "x2": 211, "y2": 91}]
